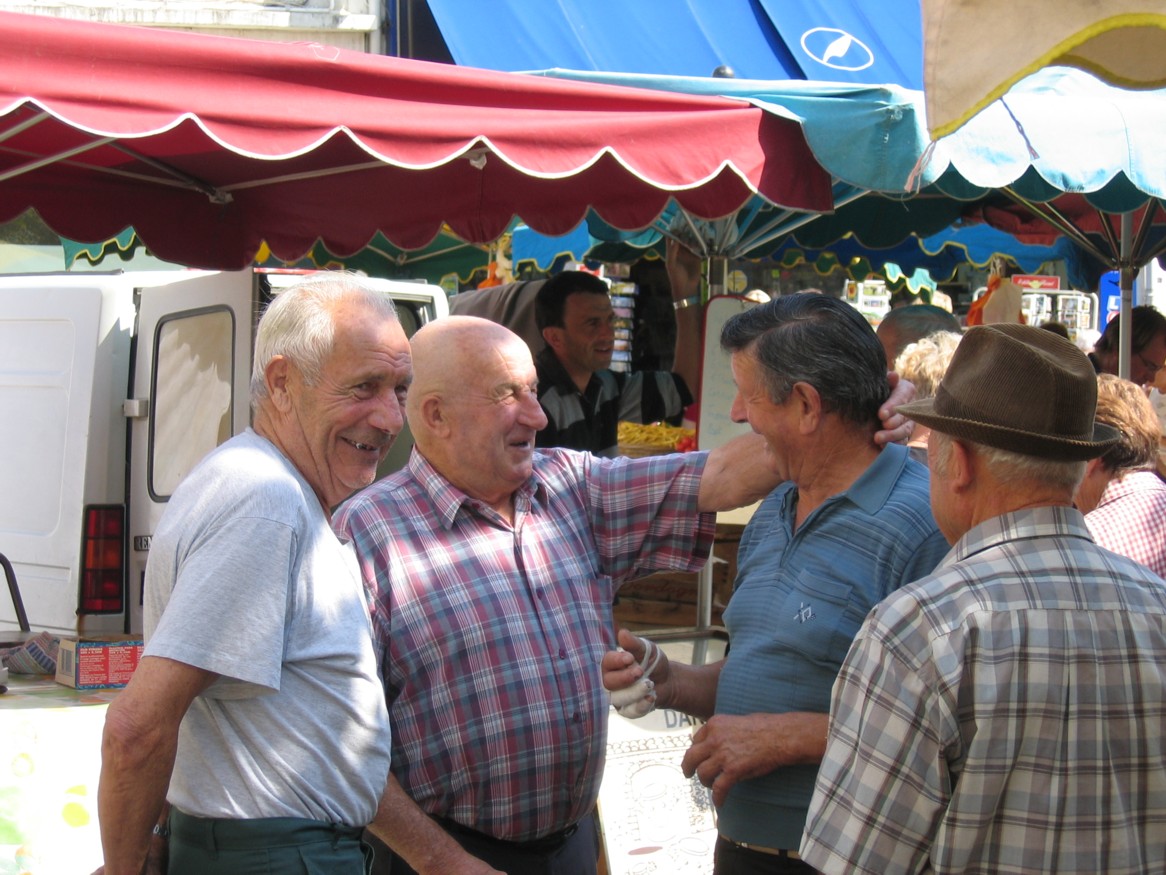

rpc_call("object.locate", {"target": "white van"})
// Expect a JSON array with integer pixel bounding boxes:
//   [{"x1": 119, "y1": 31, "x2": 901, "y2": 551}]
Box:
[{"x1": 0, "y1": 268, "x2": 447, "y2": 640}]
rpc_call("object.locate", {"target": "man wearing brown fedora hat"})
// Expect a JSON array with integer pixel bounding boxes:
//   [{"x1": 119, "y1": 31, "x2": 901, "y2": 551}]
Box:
[{"x1": 801, "y1": 324, "x2": 1166, "y2": 875}]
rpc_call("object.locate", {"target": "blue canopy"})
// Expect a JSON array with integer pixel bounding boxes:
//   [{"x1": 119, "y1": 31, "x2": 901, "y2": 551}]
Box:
[
  {"x1": 529, "y1": 67, "x2": 1166, "y2": 289},
  {"x1": 424, "y1": 0, "x2": 922, "y2": 87}
]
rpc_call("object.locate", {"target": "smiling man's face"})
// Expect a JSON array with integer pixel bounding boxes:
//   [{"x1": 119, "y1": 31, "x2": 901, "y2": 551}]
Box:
[
  {"x1": 281, "y1": 302, "x2": 411, "y2": 509},
  {"x1": 555, "y1": 291, "x2": 617, "y2": 375}
]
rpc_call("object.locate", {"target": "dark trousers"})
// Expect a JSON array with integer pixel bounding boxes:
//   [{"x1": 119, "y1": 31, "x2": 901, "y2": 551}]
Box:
[
  {"x1": 713, "y1": 835, "x2": 819, "y2": 875},
  {"x1": 385, "y1": 812, "x2": 601, "y2": 875},
  {"x1": 168, "y1": 808, "x2": 371, "y2": 875}
]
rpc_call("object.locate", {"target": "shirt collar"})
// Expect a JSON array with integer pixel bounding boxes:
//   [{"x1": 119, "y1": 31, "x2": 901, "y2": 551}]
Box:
[
  {"x1": 535, "y1": 346, "x2": 577, "y2": 392},
  {"x1": 1096, "y1": 468, "x2": 1164, "y2": 508},
  {"x1": 948, "y1": 504, "x2": 1092, "y2": 567},
  {"x1": 406, "y1": 447, "x2": 547, "y2": 530},
  {"x1": 775, "y1": 441, "x2": 912, "y2": 521},
  {"x1": 843, "y1": 441, "x2": 913, "y2": 514},
  {"x1": 535, "y1": 345, "x2": 602, "y2": 398}
]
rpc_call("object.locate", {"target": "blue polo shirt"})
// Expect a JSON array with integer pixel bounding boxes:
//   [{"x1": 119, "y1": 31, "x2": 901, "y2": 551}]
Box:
[{"x1": 715, "y1": 441, "x2": 949, "y2": 850}]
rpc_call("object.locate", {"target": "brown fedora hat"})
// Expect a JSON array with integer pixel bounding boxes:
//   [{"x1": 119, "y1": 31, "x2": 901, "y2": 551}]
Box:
[{"x1": 898, "y1": 323, "x2": 1119, "y2": 461}]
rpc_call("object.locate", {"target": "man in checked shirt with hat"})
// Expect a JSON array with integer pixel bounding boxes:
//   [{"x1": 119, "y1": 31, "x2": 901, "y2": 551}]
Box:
[{"x1": 802, "y1": 323, "x2": 1166, "y2": 875}]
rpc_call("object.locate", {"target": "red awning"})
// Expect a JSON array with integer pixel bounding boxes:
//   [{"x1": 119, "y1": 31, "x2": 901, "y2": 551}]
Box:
[{"x1": 0, "y1": 12, "x2": 831, "y2": 270}]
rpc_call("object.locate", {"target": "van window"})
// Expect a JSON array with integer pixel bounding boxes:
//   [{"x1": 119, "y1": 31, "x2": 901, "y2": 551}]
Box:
[{"x1": 149, "y1": 307, "x2": 235, "y2": 499}]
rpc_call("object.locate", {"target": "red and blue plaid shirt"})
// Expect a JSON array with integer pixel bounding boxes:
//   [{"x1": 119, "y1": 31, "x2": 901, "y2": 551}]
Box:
[{"x1": 335, "y1": 447, "x2": 714, "y2": 841}]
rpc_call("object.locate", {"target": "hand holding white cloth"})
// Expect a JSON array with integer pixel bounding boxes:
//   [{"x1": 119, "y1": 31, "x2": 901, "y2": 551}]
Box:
[{"x1": 607, "y1": 635, "x2": 663, "y2": 718}]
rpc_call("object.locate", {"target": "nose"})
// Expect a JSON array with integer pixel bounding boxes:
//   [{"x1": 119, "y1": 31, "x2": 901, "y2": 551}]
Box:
[
  {"x1": 522, "y1": 390, "x2": 549, "y2": 431},
  {"x1": 729, "y1": 391, "x2": 747, "y2": 424},
  {"x1": 370, "y1": 391, "x2": 405, "y2": 436}
]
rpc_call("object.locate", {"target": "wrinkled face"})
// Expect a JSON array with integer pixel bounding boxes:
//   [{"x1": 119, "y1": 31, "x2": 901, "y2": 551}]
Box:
[
  {"x1": 728, "y1": 349, "x2": 796, "y2": 480},
  {"x1": 556, "y1": 292, "x2": 616, "y2": 373},
  {"x1": 442, "y1": 335, "x2": 549, "y2": 505},
  {"x1": 1132, "y1": 333, "x2": 1166, "y2": 386},
  {"x1": 283, "y1": 307, "x2": 411, "y2": 509}
]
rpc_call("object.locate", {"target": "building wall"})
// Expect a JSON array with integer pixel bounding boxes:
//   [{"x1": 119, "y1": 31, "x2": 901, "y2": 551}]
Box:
[{"x1": 0, "y1": 0, "x2": 383, "y2": 53}]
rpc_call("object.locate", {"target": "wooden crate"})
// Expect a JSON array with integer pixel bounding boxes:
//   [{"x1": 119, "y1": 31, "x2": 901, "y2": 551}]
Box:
[{"x1": 614, "y1": 524, "x2": 742, "y2": 632}]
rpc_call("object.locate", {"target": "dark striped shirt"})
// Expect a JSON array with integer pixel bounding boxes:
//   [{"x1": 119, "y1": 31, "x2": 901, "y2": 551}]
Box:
[{"x1": 535, "y1": 346, "x2": 692, "y2": 456}]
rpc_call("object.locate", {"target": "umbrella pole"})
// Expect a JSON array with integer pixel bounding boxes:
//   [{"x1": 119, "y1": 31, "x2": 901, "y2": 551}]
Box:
[
  {"x1": 1119, "y1": 213, "x2": 1134, "y2": 381},
  {"x1": 709, "y1": 256, "x2": 728, "y2": 298}
]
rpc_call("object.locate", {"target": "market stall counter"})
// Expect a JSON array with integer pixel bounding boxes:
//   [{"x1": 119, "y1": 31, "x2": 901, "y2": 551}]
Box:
[{"x1": 0, "y1": 674, "x2": 113, "y2": 874}]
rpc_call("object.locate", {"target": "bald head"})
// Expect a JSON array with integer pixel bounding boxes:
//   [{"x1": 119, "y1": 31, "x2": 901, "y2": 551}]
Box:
[
  {"x1": 407, "y1": 316, "x2": 526, "y2": 423},
  {"x1": 406, "y1": 317, "x2": 547, "y2": 510}
]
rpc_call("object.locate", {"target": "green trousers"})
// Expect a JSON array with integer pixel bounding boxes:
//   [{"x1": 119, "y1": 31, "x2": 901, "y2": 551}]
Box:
[{"x1": 168, "y1": 808, "x2": 372, "y2": 875}]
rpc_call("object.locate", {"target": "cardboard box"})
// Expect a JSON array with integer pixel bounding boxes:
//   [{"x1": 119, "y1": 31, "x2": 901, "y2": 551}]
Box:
[{"x1": 55, "y1": 636, "x2": 143, "y2": 689}]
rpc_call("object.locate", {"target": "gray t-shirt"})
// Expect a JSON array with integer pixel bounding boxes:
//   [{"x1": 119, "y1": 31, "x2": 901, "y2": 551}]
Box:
[{"x1": 144, "y1": 429, "x2": 391, "y2": 825}]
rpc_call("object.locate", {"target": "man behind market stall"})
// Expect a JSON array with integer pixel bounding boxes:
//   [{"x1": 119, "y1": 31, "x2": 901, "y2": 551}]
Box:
[
  {"x1": 602, "y1": 293, "x2": 948, "y2": 874},
  {"x1": 334, "y1": 314, "x2": 917, "y2": 875},
  {"x1": 534, "y1": 239, "x2": 703, "y2": 455},
  {"x1": 801, "y1": 324, "x2": 1166, "y2": 874},
  {"x1": 98, "y1": 274, "x2": 408, "y2": 875}
]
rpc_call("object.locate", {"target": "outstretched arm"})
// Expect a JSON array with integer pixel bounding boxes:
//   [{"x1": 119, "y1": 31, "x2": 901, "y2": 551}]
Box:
[{"x1": 696, "y1": 432, "x2": 779, "y2": 512}]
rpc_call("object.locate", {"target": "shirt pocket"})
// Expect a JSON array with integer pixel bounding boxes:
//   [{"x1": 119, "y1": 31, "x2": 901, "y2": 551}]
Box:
[{"x1": 771, "y1": 567, "x2": 859, "y2": 668}]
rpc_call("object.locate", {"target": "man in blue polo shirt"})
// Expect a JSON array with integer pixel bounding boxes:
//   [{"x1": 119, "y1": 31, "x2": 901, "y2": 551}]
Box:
[{"x1": 603, "y1": 293, "x2": 949, "y2": 874}]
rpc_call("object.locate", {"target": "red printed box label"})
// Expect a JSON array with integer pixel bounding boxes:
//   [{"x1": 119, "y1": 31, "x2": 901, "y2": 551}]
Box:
[{"x1": 76, "y1": 642, "x2": 142, "y2": 686}]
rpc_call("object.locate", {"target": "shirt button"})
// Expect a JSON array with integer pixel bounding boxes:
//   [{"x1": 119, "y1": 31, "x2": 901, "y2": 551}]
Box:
[{"x1": 558, "y1": 646, "x2": 567, "y2": 659}]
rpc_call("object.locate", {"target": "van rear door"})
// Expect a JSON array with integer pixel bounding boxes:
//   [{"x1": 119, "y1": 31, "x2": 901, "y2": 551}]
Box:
[
  {"x1": 0, "y1": 277, "x2": 133, "y2": 639},
  {"x1": 125, "y1": 271, "x2": 254, "y2": 634}
]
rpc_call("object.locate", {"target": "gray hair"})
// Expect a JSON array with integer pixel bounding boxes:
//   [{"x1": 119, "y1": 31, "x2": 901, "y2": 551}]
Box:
[
  {"x1": 250, "y1": 272, "x2": 399, "y2": 409},
  {"x1": 931, "y1": 430, "x2": 1086, "y2": 493},
  {"x1": 720, "y1": 292, "x2": 889, "y2": 427}
]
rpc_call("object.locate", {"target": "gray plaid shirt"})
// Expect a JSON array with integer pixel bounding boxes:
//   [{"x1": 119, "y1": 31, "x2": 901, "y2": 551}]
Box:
[{"x1": 802, "y1": 505, "x2": 1166, "y2": 875}]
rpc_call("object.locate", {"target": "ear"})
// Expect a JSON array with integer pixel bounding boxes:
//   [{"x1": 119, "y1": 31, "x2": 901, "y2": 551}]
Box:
[
  {"x1": 418, "y1": 393, "x2": 452, "y2": 439},
  {"x1": 947, "y1": 439, "x2": 976, "y2": 491},
  {"x1": 789, "y1": 382, "x2": 823, "y2": 434},
  {"x1": 542, "y1": 325, "x2": 565, "y2": 355},
  {"x1": 265, "y1": 356, "x2": 294, "y2": 413},
  {"x1": 1073, "y1": 457, "x2": 1111, "y2": 513}
]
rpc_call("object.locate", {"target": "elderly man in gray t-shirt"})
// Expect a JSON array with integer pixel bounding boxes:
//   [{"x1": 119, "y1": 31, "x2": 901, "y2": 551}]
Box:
[{"x1": 97, "y1": 274, "x2": 411, "y2": 875}]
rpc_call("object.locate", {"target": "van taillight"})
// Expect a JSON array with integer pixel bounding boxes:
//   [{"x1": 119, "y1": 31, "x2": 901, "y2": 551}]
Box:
[{"x1": 79, "y1": 505, "x2": 125, "y2": 614}]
